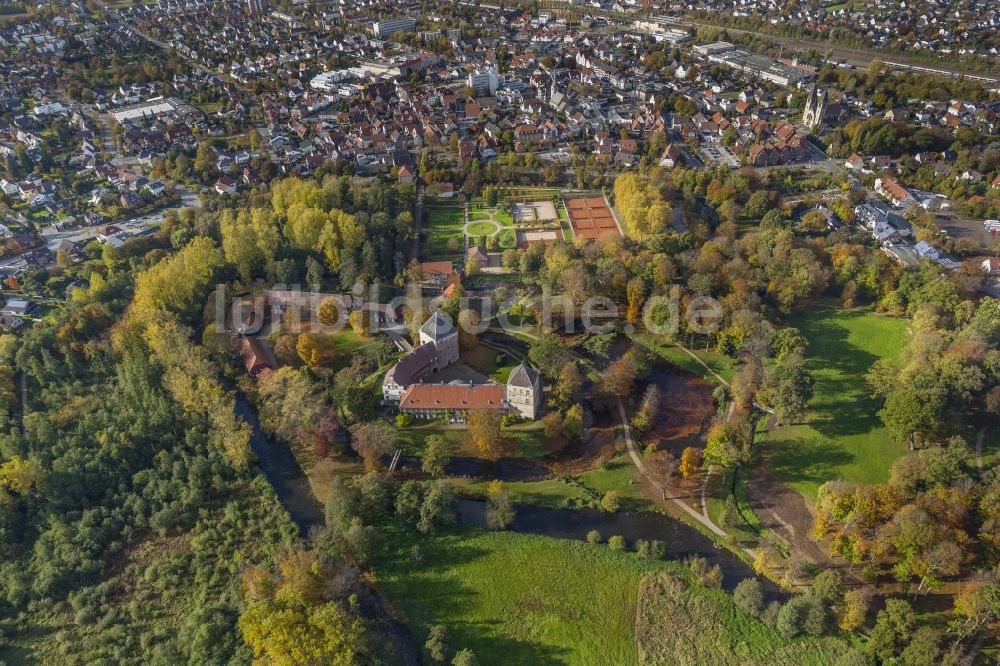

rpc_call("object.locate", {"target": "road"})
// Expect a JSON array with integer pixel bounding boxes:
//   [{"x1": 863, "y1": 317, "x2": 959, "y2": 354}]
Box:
[
  {"x1": 1, "y1": 193, "x2": 198, "y2": 273},
  {"x1": 0, "y1": 95, "x2": 203, "y2": 274}
]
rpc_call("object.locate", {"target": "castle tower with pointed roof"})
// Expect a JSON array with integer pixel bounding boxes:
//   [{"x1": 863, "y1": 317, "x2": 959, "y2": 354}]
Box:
[
  {"x1": 419, "y1": 310, "x2": 459, "y2": 368},
  {"x1": 505, "y1": 362, "x2": 541, "y2": 420}
]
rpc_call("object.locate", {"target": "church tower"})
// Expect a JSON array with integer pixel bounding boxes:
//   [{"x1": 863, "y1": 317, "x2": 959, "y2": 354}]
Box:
[{"x1": 802, "y1": 84, "x2": 828, "y2": 131}]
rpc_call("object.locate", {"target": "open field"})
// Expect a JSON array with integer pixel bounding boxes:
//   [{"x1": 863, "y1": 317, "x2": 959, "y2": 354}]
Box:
[
  {"x1": 636, "y1": 571, "x2": 853, "y2": 665},
  {"x1": 762, "y1": 308, "x2": 911, "y2": 500},
  {"x1": 372, "y1": 527, "x2": 668, "y2": 664},
  {"x1": 373, "y1": 526, "x2": 852, "y2": 665}
]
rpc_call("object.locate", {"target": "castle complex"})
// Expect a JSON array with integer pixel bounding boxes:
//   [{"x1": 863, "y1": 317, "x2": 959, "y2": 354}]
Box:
[{"x1": 383, "y1": 311, "x2": 542, "y2": 420}]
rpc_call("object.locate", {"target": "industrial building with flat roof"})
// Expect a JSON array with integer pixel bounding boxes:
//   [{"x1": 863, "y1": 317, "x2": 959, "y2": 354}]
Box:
[
  {"x1": 110, "y1": 97, "x2": 199, "y2": 123},
  {"x1": 706, "y1": 47, "x2": 811, "y2": 86}
]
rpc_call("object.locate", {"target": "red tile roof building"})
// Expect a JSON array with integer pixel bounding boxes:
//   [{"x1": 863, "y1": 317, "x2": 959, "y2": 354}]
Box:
[{"x1": 398, "y1": 383, "x2": 507, "y2": 417}]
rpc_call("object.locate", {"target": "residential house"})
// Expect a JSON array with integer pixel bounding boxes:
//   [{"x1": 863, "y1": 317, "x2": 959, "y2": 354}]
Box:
[{"x1": 874, "y1": 177, "x2": 915, "y2": 208}]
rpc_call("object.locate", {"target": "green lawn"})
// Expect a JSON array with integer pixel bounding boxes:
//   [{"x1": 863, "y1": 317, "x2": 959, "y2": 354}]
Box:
[
  {"x1": 464, "y1": 347, "x2": 517, "y2": 382},
  {"x1": 424, "y1": 207, "x2": 466, "y2": 258},
  {"x1": 466, "y1": 220, "x2": 497, "y2": 236},
  {"x1": 558, "y1": 202, "x2": 574, "y2": 240},
  {"x1": 454, "y1": 454, "x2": 649, "y2": 510},
  {"x1": 327, "y1": 328, "x2": 380, "y2": 373},
  {"x1": 494, "y1": 208, "x2": 515, "y2": 228},
  {"x1": 372, "y1": 525, "x2": 852, "y2": 665},
  {"x1": 197, "y1": 101, "x2": 223, "y2": 114},
  {"x1": 763, "y1": 308, "x2": 911, "y2": 501},
  {"x1": 633, "y1": 333, "x2": 736, "y2": 385},
  {"x1": 453, "y1": 476, "x2": 593, "y2": 508},
  {"x1": 506, "y1": 186, "x2": 563, "y2": 200},
  {"x1": 330, "y1": 328, "x2": 370, "y2": 354},
  {"x1": 371, "y1": 526, "x2": 677, "y2": 665},
  {"x1": 577, "y1": 454, "x2": 648, "y2": 508}
]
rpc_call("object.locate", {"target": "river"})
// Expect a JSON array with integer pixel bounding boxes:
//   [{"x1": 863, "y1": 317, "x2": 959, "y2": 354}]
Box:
[
  {"x1": 236, "y1": 396, "x2": 324, "y2": 534},
  {"x1": 236, "y1": 393, "x2": 773, "y2": 662},
  {"x1": 236, "y1": 395, "x2": 421, "y2": 663}
]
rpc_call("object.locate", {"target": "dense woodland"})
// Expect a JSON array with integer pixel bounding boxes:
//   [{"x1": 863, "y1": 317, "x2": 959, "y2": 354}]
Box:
[{"x1": 0, "y1": 173, "x2": 423, "y2": 662}]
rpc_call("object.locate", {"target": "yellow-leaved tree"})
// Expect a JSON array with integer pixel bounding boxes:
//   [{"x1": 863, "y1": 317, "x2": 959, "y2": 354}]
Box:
[
  {"x1": 220, "y1": 207, "x2": 280, "y2": 281},
  {"x1": 0, "y1": 456, "x2": 45, "y2": 505},
  {"x1": 131, "y1": 236, "x2": 224, "y2": 321},
  {"x1": 238, "y1": 549, "x2": 362, "y2": 666},
  {"x1": 613, "y1": 172, "x2": 672, "y2": 239}
]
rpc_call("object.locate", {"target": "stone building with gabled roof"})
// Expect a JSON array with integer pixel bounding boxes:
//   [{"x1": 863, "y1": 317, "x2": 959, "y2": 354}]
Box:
[
  {"x1": 419, "y1": 310, "x2": 460, "y2": 366},
  {"x1": 506, "y1": 362, "x2": 541, "y2": 419}
]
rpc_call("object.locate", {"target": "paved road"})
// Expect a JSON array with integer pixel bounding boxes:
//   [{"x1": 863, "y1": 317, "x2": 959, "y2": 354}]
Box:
[{"x1": 2, "y1": 196, "x2": 198, "y2": 272}]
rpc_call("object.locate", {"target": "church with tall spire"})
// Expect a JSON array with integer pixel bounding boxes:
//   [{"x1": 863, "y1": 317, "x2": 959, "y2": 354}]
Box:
[{"x1": 802, "y1": 84, "x2": 829, "y2": 131}]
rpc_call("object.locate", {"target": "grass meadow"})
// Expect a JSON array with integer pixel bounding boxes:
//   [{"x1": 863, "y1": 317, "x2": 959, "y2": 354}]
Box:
[
  {"x1": 372, "y1": 526, "x2": 852, "y2": 665},
  {"x1": 394, "y1": 425, "x2": 557, "y2": 459},
  {"x1": 762, "y1": 308, "x2": 911, "y2": 501},
  {"x1": 453, "y1": 455, "x2": 647, "y2": 510},
  {"x1": 371, "y1": 527, "x2": 682, "y2": 665},
  {"x1": 633, "y1": 333, "x2": 737, "y2": 385}
]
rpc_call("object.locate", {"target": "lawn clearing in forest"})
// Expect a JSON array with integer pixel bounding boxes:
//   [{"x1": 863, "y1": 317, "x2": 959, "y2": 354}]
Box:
[
  {"x1": 762, "y1": 308, "x2": 910, "y2": 501},
  {"x1": 372, "y1": 526, "x2": 853, "y2": 666},
  {"x1": 371, "y1": 526, "x2": 679, "y2": 665}
]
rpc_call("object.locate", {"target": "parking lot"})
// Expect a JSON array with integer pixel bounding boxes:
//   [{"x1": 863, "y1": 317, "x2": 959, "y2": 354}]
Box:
[{"x1": 698, "y1": 142, "x2": 741, "y2": 168}]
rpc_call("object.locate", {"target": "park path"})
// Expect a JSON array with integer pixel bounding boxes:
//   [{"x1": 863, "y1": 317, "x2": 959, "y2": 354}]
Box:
[
  {"x1": 508, "y1": 329, "x2": 739, "y2": 545},
  {"x1": 498, "y1": 328, "x2": 831, "y2": 583},
  {"x1": 617, "y1": 397, "x2": 756, "y2": 560},
  {"x1": 463, "y1": 199, "x2": 470, "y2": 252},
  {"x1": 674, "y1": 343, "x2": 730, "y2": 387}
]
